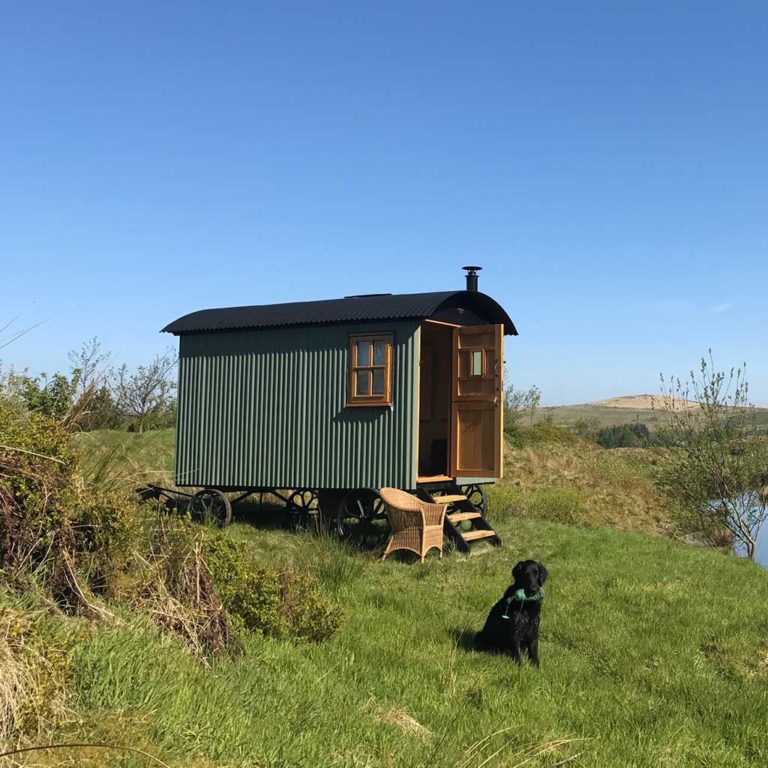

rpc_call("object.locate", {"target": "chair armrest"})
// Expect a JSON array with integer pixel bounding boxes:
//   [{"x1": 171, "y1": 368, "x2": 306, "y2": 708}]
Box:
[{"x1": 421, "y1": 503, "x2": 446, "y2": 527}]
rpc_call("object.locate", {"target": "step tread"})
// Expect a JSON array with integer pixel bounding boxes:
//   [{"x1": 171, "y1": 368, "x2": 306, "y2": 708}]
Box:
[
  {"x1": 461, "y1": 529, "x2": 498, "y2": 542},
  {"x1": 434, "y1": 494, "x2": 468, "y2": 504},
  {"x1": 448, "y1": 511, "x2": 482, "y2": 522}
]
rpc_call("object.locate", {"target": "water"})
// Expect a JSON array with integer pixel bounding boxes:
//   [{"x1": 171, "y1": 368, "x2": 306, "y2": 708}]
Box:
[
  {"x1": 751, "y1": 526, "x2": 768, "y2": 567},
  {"x1": 730, "y1": 492, "x2": 768, "y2": 567}
]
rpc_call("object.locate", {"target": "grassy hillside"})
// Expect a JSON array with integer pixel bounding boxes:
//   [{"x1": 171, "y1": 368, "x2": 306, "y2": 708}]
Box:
[
  {"x1": 14, "y1": 517, "x2": 766, "y2": 768},
  {"x1": 538, "y1": 404, "x2": 664, "y2": 429},
  {"x1": 495, "y1": 439, "x2": 670, "y2": 535},
  {"x1": 74, "y1": 428, "x2": 176, "y2": 487}
]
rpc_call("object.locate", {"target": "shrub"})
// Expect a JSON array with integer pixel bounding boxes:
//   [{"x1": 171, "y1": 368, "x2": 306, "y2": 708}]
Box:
[
  {"x1": 75, "y1": 489, "x2": 148, "y2": 591},
  {"x1": 597, "y1": 422, "x2": 651, "y2": 448},
  {"x1": 0, "y1": 602, "x2": 70, "y2": 748},
  {"x1": 202, "y1": 534, "x2": 342, "y2": 642},
  {"x1": 522, "y1": 423, "x2": 578, "y2": 445},
  {"x1": 139, "y1": 520, "x2": 238, "y2": 658},
  {"x1": 0, "y1": 403, "x2": 79, "y2": 580},
  {"x1": 658, "y1": 356, "x2": 768, "y2": 559}
]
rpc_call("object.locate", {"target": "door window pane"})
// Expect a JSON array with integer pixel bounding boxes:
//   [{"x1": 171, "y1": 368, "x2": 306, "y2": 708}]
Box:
[
  {"x1": 372, "y1": 368, "x2": 385, "y2": 395},
  {"x1": 471, "y1": 350, "x2": 483, "y2": 376},
  {"x1": 356, "y1": 341, "x2": 370, "y2": 366},
  {"x1": 355, "y1": 370, "x2": 371, "y2": 396}
]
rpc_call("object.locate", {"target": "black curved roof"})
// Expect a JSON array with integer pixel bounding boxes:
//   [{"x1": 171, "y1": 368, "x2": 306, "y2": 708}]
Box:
[{"x1": 162, "y1": 290, "x2": 517, "y2": 336}]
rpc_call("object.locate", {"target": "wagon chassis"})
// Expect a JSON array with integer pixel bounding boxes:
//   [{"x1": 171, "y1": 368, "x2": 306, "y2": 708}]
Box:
[{"x1": 136, "y1": 481, "x2": 490, "y2": 552}]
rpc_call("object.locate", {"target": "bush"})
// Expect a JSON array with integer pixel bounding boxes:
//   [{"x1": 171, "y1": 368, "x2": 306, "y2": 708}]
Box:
[
  {"x1": 0, "y1": 601, "x2": 70, "y2": 748},
  {"x1": 76, "y1": 489, "x2": 148, "y2": 591},
  {"x1": 0, "y1": 391, "x2": 340, "y2": 670},
  {"x1": 0, "y1": 402, "x2": 79, "y2": 580},
  {"x1": 597, "y1": 422, "x2": 651, "y2": 448},
  {"x1": 506, "y1": 422, "x2": 578, "y2": 447},
  {"x1": 202, "y1": 534, "x2": 342, "y2": 642}
]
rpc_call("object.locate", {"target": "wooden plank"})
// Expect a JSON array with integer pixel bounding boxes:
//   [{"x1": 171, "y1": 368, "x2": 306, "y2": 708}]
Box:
[
  {"x1": 461, "y1": 529, "x2": 497, "y2": 542},
  {"x1": 434, "y1": 494, "x2": 467, "y2": 504},
  {"x1": 448, "y1": 511, "x2": 482, "y2": 522},
  {"x1": 423, "y1": 318, "x2": 461, "y2": 329}
]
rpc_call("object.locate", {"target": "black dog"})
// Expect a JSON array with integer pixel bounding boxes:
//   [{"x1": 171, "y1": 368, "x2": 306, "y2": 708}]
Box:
[{"x1": 474, "y1": 560, "x2": 548, "y2": 666}]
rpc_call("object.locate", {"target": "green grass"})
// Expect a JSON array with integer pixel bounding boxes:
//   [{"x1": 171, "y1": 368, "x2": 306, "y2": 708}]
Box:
[
  {"x1": 51, "y1": 515, "x2": 768, "y2": 768},
  {"x1": 47, "y1": 428, "x2": 767, "y2": 766},
  {"x1": 74, "y1": 428, "x2": 176, "y2": 487},
  {"x1": 495, "y1": 439, "x2": 672, "y2": 535}
]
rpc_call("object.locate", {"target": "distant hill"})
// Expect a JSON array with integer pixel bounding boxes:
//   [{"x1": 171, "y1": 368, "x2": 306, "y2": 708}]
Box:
[
  {"x1": 539, "y1": 394, "x2": 768, "y2": 431},
  {"x1": 589, "y1": 394, "x2": 698, "y2": 411}
]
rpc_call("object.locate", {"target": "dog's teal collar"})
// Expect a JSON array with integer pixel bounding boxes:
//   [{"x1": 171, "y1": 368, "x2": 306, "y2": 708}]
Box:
[
  {"x1": 502, "y1": 588, "x2": 544, "y2": 620},
  {"x1": 510, "y1": 587, "x2": 544, "y2": 603}
]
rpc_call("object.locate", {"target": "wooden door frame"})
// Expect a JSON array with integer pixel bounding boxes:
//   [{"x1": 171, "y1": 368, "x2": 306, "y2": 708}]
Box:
[{"x1": 449, "y1": 324, "x2": 504, "y2": 478}]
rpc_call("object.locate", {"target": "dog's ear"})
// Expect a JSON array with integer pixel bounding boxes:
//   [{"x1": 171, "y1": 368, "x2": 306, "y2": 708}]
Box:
[
  {"x1": 537, "y1": 563, "x2": 549, "y2": 586},
  {"x1": 512, "y1": 561, "x2": 525, "y2": 582}
]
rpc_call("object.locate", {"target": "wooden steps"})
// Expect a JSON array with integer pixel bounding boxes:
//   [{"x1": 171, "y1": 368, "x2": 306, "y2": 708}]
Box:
[
  {"x1": 447, "y1": 511, "x2": 481, "y2": 523},
  {"x1": 461, "y1": 529, "x2": 497, "y2": 542},
  {"x1": 417, "y1": 485, "x2": 501, "y2": 553}
]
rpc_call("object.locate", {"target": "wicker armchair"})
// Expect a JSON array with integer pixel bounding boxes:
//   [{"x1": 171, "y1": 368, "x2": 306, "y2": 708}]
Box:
[{"x1": 379, "y1": 488, "x2": 446, "y2": 562}]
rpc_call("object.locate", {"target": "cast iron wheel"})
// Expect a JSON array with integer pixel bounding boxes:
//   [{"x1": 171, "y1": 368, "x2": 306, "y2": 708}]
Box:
[
  {"x1": 460, "y1": 484, "x2": 488, "y2": 516},
  {"x1": 336, "y1": 488, "x2": 390, "y2": 548},
  {"x1": 190, "y1": 489, "x2": 233, "y2": 528},
  {"x1": 287, "y1": 489, "x2": 321, "y2": 532}
]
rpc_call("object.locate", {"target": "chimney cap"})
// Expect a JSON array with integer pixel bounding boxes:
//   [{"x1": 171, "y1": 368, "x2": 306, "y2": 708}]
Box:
[{"x1": 462, "y1": 265, "x2": 482, "y2": 272}]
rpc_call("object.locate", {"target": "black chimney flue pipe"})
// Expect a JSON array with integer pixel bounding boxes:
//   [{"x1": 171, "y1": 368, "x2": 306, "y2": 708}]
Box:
[{"x1": 462, "y1": 265, "x2": 482, "y2": 291}]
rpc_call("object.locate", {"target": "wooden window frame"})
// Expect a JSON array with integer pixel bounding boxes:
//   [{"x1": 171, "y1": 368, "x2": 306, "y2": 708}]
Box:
[
  {"x1": 347, "y1": 333, "x2": 393, "y2": 407},
  {"x1": 464, "y1": 348, "x2": 486, "y2": 378}
]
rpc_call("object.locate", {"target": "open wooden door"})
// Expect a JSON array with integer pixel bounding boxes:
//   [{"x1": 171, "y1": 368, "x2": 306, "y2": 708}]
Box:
[{"x1": 450, "y1": 324, "x2": 504, "y2": 478}]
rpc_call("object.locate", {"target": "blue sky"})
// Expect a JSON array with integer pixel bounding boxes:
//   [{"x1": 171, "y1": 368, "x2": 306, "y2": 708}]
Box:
[{"x1": 1, "y1": 1, "x2": 766, "y2": 405}]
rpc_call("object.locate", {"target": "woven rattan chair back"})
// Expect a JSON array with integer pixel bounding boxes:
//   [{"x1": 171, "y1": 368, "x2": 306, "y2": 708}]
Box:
[{"x1": 379, "y1": 487, "x2": 445, "y2": 563}]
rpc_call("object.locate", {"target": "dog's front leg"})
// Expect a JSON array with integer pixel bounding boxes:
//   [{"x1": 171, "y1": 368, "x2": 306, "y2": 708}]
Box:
[
  {"x1": 509, "y1": 641, "x2": 523, "y2": 666},
  {"x1": 526, "y1": 638, "x2": 540, "y2": 667}
]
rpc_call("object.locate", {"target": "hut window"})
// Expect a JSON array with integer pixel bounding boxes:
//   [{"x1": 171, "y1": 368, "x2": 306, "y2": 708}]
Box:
[{"x1": 348, "y1": 334, "x2": 393, "y2": 406}]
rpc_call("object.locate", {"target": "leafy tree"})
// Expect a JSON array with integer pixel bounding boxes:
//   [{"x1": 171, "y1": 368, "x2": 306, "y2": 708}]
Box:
[
  {"x1": 15, "y1": 371, "x2": 78, "y2": 420},
  {"x1": 504, "y1": 381, "x2": 541, "y2": 432},
  {"x1": 572, "y1": 417, "x2": 600, "y2": 441},
  {"x1": 113, "y1": 350, "x2": 177, "y2": 433},
  {"x1": 597, "y1": 422, "x2": 651, "y2": 448},
  {"x1": 68, "y1": 337, "x2": 111, "y2": 397},
  {"x1": 66, "y1": 337, "x2": 124, "y2": 430},
  {"x1": 78, "y1": 385, "x2": 124, "y2": 431},
  {"x1": 657, "y1": 354, "x2": 768, "y2": 559}
]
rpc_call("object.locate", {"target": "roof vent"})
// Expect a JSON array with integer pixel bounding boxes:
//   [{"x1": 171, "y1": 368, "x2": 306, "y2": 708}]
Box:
[{"x1": 462, "y1": 265, "x2": 482, "y2": 292}]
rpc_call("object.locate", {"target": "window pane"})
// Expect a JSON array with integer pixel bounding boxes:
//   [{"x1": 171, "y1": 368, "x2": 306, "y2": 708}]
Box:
[
  {"x1": 355, "y1": 370, "x2": 371, "y2": 396},
  {"x1": 471, "y1": 350, "x2": 483, "y2": 376},
  {"x1": 356, "y1": 341, "x2": 370, "y2": 367},
  {"x1": 373, "y1": 341, "x2": 387, "y2": 365},
  {"x1": 372, "y1": 368, "x2": 385, "y2": 395}
]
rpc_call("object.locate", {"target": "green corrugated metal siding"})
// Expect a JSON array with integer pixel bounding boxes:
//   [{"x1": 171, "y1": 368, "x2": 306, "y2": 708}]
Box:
[{"x1": 175, "y1": 321, "x2": 420, "y2": 490}]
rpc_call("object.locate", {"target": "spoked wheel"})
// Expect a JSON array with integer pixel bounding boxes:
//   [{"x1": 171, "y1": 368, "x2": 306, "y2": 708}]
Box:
[
  {"x1": 336, "y1": 488, "x2": 390, "y2": 549},
  {"x1": 460, "y1": 484, "x2": 488, "y2": 516},
  {"x1": 190, "y1": 489, "x2": 233, "y2": 528},
  {"x1": 287, "y1": 489, "x2": 321, "y2": 532}
]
